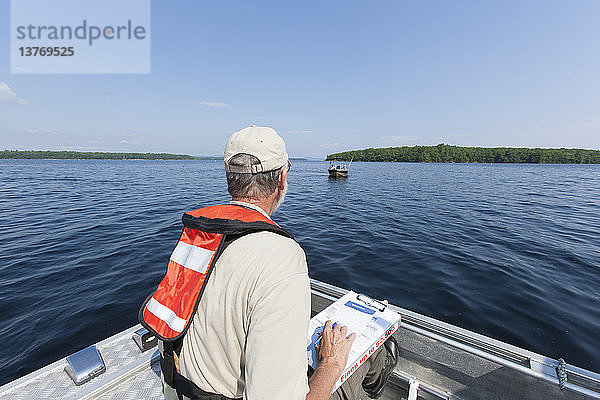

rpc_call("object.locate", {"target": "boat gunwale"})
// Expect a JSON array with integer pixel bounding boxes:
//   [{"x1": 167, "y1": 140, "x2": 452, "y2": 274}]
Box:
[
  {"x1": 2, "y1": 279, "x2": 599, "y2": 399},
  {"x1": 310, "y1": 278, "x2": 600, "y2": 399},
  {"x1": 0, "y1": 325, "x2": 160, "y2": 399}
]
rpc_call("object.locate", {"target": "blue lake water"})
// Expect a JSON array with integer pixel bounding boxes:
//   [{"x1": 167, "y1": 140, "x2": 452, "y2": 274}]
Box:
[{"x1": 0, "y1": 159, "x2": 599, "y2": 385}]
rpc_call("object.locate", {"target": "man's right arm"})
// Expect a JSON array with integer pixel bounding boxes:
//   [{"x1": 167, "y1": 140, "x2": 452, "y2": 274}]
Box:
[{"x1": 306, "y1": 320, "x2": 356, "y2": 400}]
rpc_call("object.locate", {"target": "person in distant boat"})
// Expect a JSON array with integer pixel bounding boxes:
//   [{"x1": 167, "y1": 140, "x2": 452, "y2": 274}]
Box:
[{"x1": 140, "y1": 126, "x2": 398, "y2": 400}]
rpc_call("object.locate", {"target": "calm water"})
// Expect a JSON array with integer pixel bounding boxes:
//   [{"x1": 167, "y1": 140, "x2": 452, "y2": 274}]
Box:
[{"x1": 0, "y1": 159, "x2": 599, "y2": 385}]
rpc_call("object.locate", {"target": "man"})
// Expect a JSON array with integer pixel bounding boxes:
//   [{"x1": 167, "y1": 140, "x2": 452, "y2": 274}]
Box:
[{"x1": 140, "y1": 126, "x2": 397, "y2": 400}]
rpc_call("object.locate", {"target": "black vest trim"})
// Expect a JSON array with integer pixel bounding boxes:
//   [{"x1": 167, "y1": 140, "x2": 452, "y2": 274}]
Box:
[
  {"x1": 181, "y1": 213, "x2": 293, "y2": 238},
  {"x1": 161, "y1": 342, "x2": 240, "y2": 400}
]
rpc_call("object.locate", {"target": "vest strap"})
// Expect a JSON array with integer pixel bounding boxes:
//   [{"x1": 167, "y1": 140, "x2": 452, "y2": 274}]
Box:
[
  {"x1": 160, "y1": 343, "x2": 239, "y2": 400},
  {"x1": 160, "y1": 341, "x2": 175, "y2": 387}
]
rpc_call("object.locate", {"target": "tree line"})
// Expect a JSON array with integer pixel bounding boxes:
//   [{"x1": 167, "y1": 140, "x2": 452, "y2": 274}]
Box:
[
  {"x1": 0, "y1": 150, "x2": 195, "y2": 160},
  {"x1": 327, "y1": 144, "x2": 600, "y2": 164}
]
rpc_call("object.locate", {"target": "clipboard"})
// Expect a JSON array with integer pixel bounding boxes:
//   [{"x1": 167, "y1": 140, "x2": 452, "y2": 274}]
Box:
[{"x1": 306, "y1": 290, "x2": 401, "y2": 392}]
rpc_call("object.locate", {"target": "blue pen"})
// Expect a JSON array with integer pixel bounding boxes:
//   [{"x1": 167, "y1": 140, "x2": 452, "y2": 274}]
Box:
[{"x1": 315, "y1": 322, "x2": 337, "y2": 348}]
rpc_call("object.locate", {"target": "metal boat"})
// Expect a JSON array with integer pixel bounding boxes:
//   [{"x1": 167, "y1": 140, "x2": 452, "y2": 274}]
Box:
[
  {"x1": 328, "y1": 158, "x2": 352, "y2": 178},
  {"x1": 1, "y1": 279, "x2": 599, "y2": 400}
]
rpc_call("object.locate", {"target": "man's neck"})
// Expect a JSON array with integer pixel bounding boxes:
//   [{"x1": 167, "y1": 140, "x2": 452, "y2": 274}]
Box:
[{"x1": 231, "y1": 197, "x2": 275, "y2": 217}]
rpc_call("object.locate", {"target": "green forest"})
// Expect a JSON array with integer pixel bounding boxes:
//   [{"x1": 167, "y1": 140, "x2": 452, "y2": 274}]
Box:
[
  {"x1": 327, "y1": 144, "x2": 600, "y2": 164},
  {"x1": 0, "y1": 150, "x2": 195, "y2": 160}
]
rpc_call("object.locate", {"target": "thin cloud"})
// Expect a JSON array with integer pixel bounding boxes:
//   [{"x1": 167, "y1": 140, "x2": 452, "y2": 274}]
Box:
[
  {"x1": 379, "y1": 135, "x2": 417, "y2": 146},
  {"x1": 282, "y1": 129, "x2": 314, "y2": 138},
  {"x1": 121, "y1": 128, "x2": 150, "y2": 137},
  {"x1": 283, "y1": 129, "x2": 313, "y2": 135},
  {"x1": 120, "y1": 136, "x2": 143, "y2": 144},
  {"x1": 199, "y1": 101, "x2": 228, "y2": 108},
  {"x1": 0, "y1": 82, "x2": 29, "y2": 105},
  {"x1": 121, "y1": 128, "x2": 150, "y2": 140},
  {"x1": 120, "y1": 130, "x2": 143, "y2": 145},
  {"x1": 25, "y1": 128, "x2": 60, "y2": 136},
  {"x1": 318, "y1": 142, "x2": 343, "y2": 150}
]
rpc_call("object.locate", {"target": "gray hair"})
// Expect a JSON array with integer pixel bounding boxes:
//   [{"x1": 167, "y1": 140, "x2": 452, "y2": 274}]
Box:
[{"x1": 226, "y1": 153, "x2": 283, "y2": 199}]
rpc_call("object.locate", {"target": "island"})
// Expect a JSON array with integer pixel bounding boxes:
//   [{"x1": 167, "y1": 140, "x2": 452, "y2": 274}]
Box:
[
  {"x1": 0, "y1": 150, "x2": 195, "y2": 160},
  {"x1": 0, "y1": 151, "x2": 311, "y2": 161},
  {"x1": 327, "y1": 144, "x2": 600, "y2": 164}
]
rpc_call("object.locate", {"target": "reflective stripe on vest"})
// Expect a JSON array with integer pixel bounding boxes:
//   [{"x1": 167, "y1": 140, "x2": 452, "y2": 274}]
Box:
[{"x1": 139, "y1": 204, "x2": 291, "y2": 341}]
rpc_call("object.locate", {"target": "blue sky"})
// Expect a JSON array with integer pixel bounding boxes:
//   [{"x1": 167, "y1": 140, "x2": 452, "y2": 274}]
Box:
[{"x1": 1, "y1": 0, "x2": 599, "y2": 158}]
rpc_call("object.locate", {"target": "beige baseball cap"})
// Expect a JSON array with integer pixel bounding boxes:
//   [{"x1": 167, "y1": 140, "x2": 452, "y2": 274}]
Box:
[{"x1": 224, "y1": 126, "x2": 289, "y2": 174}]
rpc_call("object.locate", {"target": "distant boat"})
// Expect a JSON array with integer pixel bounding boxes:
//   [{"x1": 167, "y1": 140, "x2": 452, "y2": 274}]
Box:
[{"x1": 328, "y1": 158, "x2": 352, "y2": 178}]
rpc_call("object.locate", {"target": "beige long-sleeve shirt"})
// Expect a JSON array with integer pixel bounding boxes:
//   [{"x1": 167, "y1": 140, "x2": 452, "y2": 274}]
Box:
[{"x1": 179, "y1": 201, "x2": 311, "y2": 400}]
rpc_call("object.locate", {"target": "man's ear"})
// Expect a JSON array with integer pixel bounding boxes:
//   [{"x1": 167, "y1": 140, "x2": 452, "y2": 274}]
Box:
[{"x1": 278, "y1": 168, "x2": 287, "y2": 190}]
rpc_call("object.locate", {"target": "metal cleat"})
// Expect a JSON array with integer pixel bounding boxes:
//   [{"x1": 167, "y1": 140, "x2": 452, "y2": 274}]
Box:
[
  {"x1": 64, "y1": 345, "x2": 106, "y2": 385},
  {"x1": 132, "y1": 327, "x2": 157, "y2": 352}
]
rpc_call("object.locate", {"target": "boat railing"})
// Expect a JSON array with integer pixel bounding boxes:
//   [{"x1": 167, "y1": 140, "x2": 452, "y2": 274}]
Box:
[
  {"x1": 1, "y1": 279, "x2": 599, "y2": 400},
  {"x1": 310, "y1": 279, "x2": 600, "y2": 399}
]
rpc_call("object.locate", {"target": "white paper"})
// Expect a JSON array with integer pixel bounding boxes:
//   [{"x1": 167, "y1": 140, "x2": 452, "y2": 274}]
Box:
[{"x1": 306, "y1": 290, "x2": 401, "y2": 391}]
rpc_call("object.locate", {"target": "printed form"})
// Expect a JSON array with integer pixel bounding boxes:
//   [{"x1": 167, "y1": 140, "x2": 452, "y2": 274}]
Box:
[{"x1": 307, "y1": 290, "x2": 401, "y2": 391}]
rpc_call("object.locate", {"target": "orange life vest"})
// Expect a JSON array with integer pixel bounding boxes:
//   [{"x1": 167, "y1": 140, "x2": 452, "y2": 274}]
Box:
[{"x1": 139, "y1": 204, "x2": 292, "y2": 341}]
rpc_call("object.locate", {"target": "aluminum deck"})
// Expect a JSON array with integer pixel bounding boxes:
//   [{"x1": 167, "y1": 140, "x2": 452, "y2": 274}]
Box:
[{"x1": 1, "y1": 279, "x2": 598, "y2": 400}]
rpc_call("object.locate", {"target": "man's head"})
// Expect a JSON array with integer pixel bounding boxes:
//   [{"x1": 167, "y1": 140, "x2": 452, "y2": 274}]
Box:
[{"x1": 224, "y1": 126, "x2": 290, "y2": 215}]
